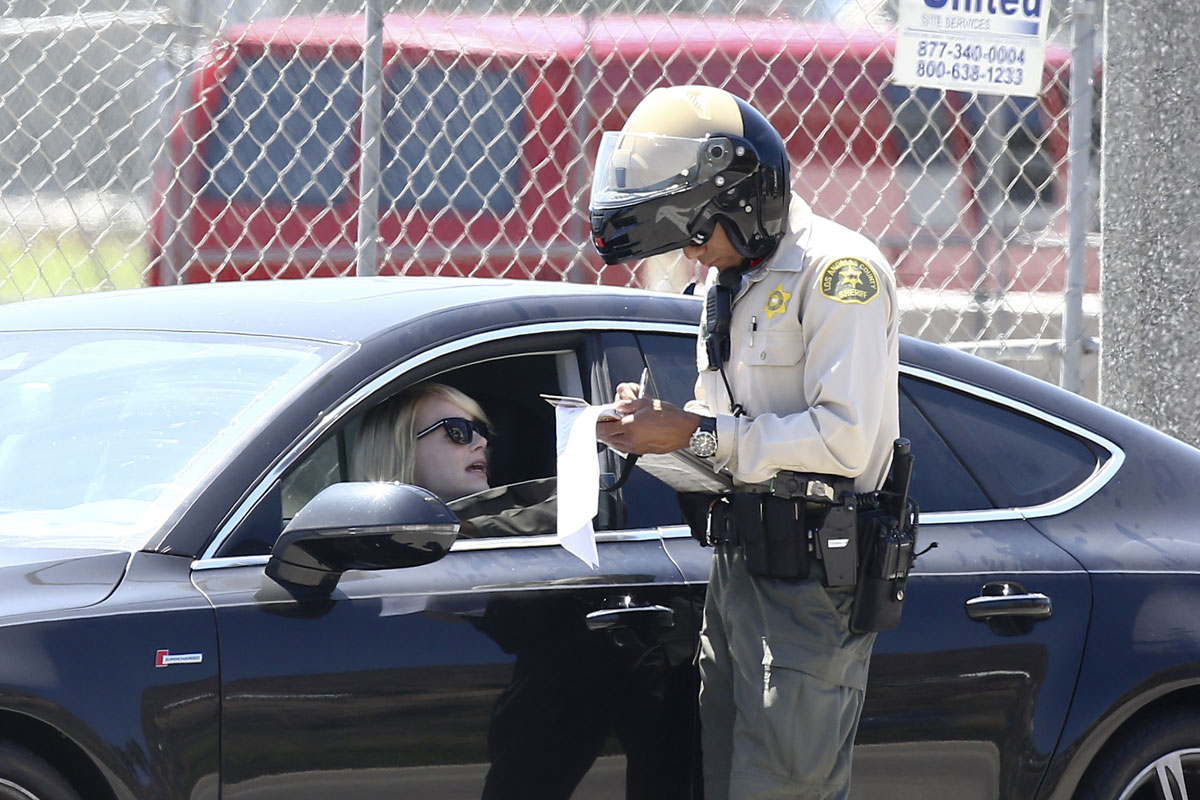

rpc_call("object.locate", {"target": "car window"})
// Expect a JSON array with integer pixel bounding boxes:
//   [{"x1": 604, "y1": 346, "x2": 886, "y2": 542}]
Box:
[
  {"x1": 639, "y1": 331, "x2": 699, "y2": 410},
  {"x1": 616, "y1": 333, "x2": 697, "y2": 530},
  {"x1": 898, "y1": 380, "x2": 991, "y2": 514},
  {"x1": 280, "y1": 429, "x2": 348, "y2": 522},
  {"x1": 225, "y1": 348, "x2": 583, "y2": 557},
  {"x1": 902, "y1": 375, "x2": 1105, "y2": 509}
]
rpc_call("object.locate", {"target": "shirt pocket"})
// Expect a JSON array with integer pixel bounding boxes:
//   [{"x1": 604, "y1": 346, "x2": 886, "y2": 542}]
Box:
[{"x1": 745, "y1": 328, "x2": 804, "y2": 367}]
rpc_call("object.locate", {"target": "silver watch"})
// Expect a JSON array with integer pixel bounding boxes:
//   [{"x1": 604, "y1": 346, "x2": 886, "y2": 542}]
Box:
[{"x1": 688, "y1": 416, "x2": 718, "y2": 458}]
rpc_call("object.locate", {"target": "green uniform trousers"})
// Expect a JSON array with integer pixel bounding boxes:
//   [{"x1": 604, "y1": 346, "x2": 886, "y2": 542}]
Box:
[{"x1": 698, "y1": 548, "x2": 876, "y2": 799}]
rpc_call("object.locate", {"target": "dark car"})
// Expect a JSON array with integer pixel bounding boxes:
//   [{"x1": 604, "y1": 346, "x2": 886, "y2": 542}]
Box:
[{"x1": 0, "y1": 276, "x2": 1196, "y2": 800}]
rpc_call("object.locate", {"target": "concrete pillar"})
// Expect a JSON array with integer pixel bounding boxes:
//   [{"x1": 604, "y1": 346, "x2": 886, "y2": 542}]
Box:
[{"x1": 1100, "y1": 0, "x2": 1200, "y2": 445}]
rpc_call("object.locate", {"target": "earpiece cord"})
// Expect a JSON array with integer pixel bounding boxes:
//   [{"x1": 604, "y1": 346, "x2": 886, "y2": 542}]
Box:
[
  {"x1": 720, "y1": 365, "x2": 744, "y2": 417},
  {"x1": 716, "y1": 266, "x2": 748, "y2": 418}
]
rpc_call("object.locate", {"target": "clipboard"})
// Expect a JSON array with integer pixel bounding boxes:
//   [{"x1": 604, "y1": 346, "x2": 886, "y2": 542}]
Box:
[{"x1": 634, "y1": 449, "x2": 735, "y2": 494}]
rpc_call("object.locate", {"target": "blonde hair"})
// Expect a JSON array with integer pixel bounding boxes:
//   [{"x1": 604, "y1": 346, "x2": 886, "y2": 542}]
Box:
[{"x1": 351, "y1": 383, "x2": 490, "y2": 484}]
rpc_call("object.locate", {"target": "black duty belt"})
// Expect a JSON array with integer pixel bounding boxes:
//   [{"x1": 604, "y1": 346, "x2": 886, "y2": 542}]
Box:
[
  {"x1": 692, "y1": 472, "x2": 858, "y2": 583},
  {"x1": 707, "y1": 493, "x2": 828, "y2": 548},
  {"x1": 761, "y1": 471, "x2": 841, "y2": 504}
]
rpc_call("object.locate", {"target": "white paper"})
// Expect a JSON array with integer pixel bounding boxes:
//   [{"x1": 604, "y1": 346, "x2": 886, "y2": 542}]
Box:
[
  {"x1": 554, "y1": 403, "x2": 604, "y2": 569},
  {"x1": 541, "y1": 393, "x2": 622, "y2": 422}
]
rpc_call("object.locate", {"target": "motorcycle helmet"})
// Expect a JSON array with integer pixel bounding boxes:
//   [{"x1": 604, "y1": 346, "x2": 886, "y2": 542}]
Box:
[{"x1": 589, "y1": 85, "x2": 790, "y2": 266}]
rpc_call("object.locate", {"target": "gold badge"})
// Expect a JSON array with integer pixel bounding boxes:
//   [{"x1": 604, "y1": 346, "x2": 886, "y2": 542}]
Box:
[
  {"x1": 765, "y1": 284, "x2": 792, "y2": 319},
  {"x1": 820, "y1": 258, "x2": 879, "y2": 305}
]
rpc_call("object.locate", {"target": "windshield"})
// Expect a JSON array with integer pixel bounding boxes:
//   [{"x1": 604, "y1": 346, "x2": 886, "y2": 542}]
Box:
[{"x1": 0, "y1": 331, "x2": 345, "y2": 550}]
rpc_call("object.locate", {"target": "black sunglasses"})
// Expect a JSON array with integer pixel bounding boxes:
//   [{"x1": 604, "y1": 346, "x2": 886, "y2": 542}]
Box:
[{"x1": 415, "y1": 417, "x2": 491, "y2": 445}]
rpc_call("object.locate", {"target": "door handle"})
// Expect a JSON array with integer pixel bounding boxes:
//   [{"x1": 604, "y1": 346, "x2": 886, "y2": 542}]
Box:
[
  {"x1": 965, "y1": 580, "x2": 1052, "y2": 621},
  {"x1": 585, "y1": 604, "x2": 675, "y2": 632}
]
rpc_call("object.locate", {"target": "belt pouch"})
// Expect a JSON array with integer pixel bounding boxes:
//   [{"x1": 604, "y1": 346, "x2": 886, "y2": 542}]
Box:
[
  {"x1": 732, "y1": 494, "x2": 769, "y2": 572},
  {"x1": 763, "y1": 496, "x2": 810, "y2": 580},
  {"x1": 709, "y1": 498, "x2": 737, "y2": 547}
]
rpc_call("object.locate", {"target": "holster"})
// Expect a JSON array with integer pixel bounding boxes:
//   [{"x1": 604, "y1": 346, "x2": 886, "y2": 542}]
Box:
[
  {"x1": 849, "y1": 496, "x2": 919, "y2": 634},
  {"x1": 813, "y1": 480, "x2": 858, "y2": 587}
]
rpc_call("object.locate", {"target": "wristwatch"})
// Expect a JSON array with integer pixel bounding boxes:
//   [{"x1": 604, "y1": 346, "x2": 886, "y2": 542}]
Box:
[{"x1": 688, "y1": 416, "x2": 719, "y2": 458}]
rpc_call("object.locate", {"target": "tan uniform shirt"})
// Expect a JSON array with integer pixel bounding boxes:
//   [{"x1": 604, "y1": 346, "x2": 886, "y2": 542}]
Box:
[{"x1": 686, "y1": 194, "x2": 900, "y2": 493}]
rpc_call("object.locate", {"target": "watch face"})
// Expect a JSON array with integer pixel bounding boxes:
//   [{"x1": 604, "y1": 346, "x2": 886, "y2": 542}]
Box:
[{"x1": 689, "y1": 430, "x2": 718, "y2": 458}]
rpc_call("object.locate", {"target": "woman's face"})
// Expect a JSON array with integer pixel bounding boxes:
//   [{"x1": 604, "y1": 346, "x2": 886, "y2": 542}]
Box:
[{"x1": 411, "y1": 395, "x2": 491, "y2": 501}]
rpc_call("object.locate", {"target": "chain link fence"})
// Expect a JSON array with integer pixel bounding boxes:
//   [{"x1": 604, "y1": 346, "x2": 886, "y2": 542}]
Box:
[{"x1": 0, "y1": 0, "x2": 1101, "y2": 394}]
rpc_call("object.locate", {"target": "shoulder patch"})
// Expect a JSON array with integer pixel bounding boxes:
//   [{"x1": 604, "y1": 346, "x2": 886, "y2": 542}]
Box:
[{"x1": 819, "y1": 257, "x2": 879, "y2": 305}]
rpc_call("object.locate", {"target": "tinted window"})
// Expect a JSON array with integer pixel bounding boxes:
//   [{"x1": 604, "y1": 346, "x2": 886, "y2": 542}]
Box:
[
  {"x1": 204, "y1": 56, "x2": 360, "y2": 205},
  {"x1": 903, "y1": 376, "x2": 1103, "y2": 509},
  {"x1": 639, "y1": 331, "x2": 699, "y2": 410},
  {"x1": 898, "y1": 381, "x2": 990, "y2": 514},
  {"x1": 616, "y1": 333, "x2": 698, "y2": 530},
  {"x1": 382, "y1": 64, "x2": 524, "y2": 213}
]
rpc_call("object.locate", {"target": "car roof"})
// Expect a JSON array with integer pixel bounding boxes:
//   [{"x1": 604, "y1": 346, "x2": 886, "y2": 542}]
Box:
[
  {"x1": 0, "y1": 276, "x2": 695, "y2": 344},
  {"x1": 0, "y1": 274, "x2": 1111, "y2": 427}
]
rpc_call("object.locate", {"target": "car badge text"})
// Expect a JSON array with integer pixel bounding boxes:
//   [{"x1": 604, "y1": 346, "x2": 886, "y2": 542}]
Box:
[{"x1": 155, "y1": 650, "x2": 204, "y2": 668}]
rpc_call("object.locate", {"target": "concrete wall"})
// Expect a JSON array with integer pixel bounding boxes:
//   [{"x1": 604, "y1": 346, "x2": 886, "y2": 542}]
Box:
[{"x1": 1101, "y1": 0, "x2": 1200, "y2": 445}]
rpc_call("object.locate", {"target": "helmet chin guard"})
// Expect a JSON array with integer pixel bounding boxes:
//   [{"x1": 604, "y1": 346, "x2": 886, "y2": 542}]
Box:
[{"x1": 589, "y1": 87, "x2": 789, "y2": 267}]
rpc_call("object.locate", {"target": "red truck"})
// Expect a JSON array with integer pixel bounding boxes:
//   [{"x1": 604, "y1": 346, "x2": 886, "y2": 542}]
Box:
[{"x1": 149, "y1": 14, "x2": 1090, "y2": 293}]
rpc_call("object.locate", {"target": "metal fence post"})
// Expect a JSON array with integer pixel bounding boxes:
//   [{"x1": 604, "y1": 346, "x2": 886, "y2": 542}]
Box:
[
  {"x1": 566, "y1": 4, "x2": 597, "y2": 284},
  {"x1": 159, "y1": 0, "x2": 204, "y2": 286},
  {"x1": 1061, "y1": 0, "x2": 1095, "y2": 394},
  {"x1": 355, "y1": 0, "x2": 385, "y2": 277}
]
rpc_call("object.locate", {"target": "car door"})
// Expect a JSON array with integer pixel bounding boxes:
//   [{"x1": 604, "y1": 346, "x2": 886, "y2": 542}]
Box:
[
  {"x1": 191, "y1": 328, "x2": 703, "y2": 800},
  {"x1": 848, "y1": 371, "x2": 1102, "y2": 799}
]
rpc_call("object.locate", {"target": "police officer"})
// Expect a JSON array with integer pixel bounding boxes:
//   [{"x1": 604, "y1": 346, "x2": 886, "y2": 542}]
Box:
[{"x1": 592, "y1": 85, "x2": 900, "y2": 799}]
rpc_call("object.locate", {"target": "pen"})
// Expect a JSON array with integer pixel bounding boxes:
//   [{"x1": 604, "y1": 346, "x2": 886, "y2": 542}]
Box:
[{"x1": 637, "y1": 366, "x2": 650, "y2": 399}]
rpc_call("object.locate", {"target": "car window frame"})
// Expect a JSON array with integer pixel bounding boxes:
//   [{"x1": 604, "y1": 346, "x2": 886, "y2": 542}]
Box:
[
  {"x1": 893, "y1": 365, "x2": 1124, "y2": 525},
  {"x1": 195, "y1": 338, "x2": 1127, "y2": 567},
  {"x1": 194, "y1": 319, "x2": 699, "y2": 568},
  {"x1": 654, "y1": 363, "x2": 1126, "y2": 543}
]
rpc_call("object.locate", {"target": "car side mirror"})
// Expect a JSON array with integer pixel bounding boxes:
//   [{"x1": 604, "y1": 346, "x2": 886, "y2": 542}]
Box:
[{"x1": 266, "y1": 482, "x2": 459, "y2": 595}]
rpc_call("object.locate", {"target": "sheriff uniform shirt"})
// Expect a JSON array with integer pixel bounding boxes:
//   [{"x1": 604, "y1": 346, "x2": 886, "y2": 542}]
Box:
[{"x1": 686, "y1": 194, "x2": 900, "y2": 493}]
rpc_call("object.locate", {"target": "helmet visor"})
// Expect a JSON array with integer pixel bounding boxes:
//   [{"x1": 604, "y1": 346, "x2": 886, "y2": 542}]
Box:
[{"x1": 590, "y1": 131, "x2": 736, "y2": 210}]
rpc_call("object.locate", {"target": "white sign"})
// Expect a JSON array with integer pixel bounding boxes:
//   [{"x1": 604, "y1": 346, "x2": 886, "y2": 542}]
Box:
[{"x1": 893, "y1": 0, "x2": 1051, "y2": 97}]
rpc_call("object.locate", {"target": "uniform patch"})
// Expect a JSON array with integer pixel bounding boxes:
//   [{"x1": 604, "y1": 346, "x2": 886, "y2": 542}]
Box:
[
  {"x1": 820, "y1": 258, "x2": 879, "y2": 305},
  {"x1": 765, "y1": 284, "x2": 792, "y2": 319}
]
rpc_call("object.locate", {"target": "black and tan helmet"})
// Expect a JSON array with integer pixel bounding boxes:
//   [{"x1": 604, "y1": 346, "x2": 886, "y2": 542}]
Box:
[{"x1": 589, "y1": 85, "x2": 790, "y2": 266}]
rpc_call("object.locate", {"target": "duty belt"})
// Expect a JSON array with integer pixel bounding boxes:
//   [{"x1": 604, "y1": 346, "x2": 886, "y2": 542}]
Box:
[
  {"x1": 761, "y1": 471, "x2": 840, "y2": 504},
  {"x1": 702, "y1": 472, "x2": 859, "y2": 585},
  {"x1": 707, "y1": 493, "x2": 828, "y2": 548}
]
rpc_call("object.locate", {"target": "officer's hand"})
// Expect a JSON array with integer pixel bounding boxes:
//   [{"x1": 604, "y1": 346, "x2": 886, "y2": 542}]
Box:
[{"x1": 597, "y1": 399, "x2": 701, "y2": 455}]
